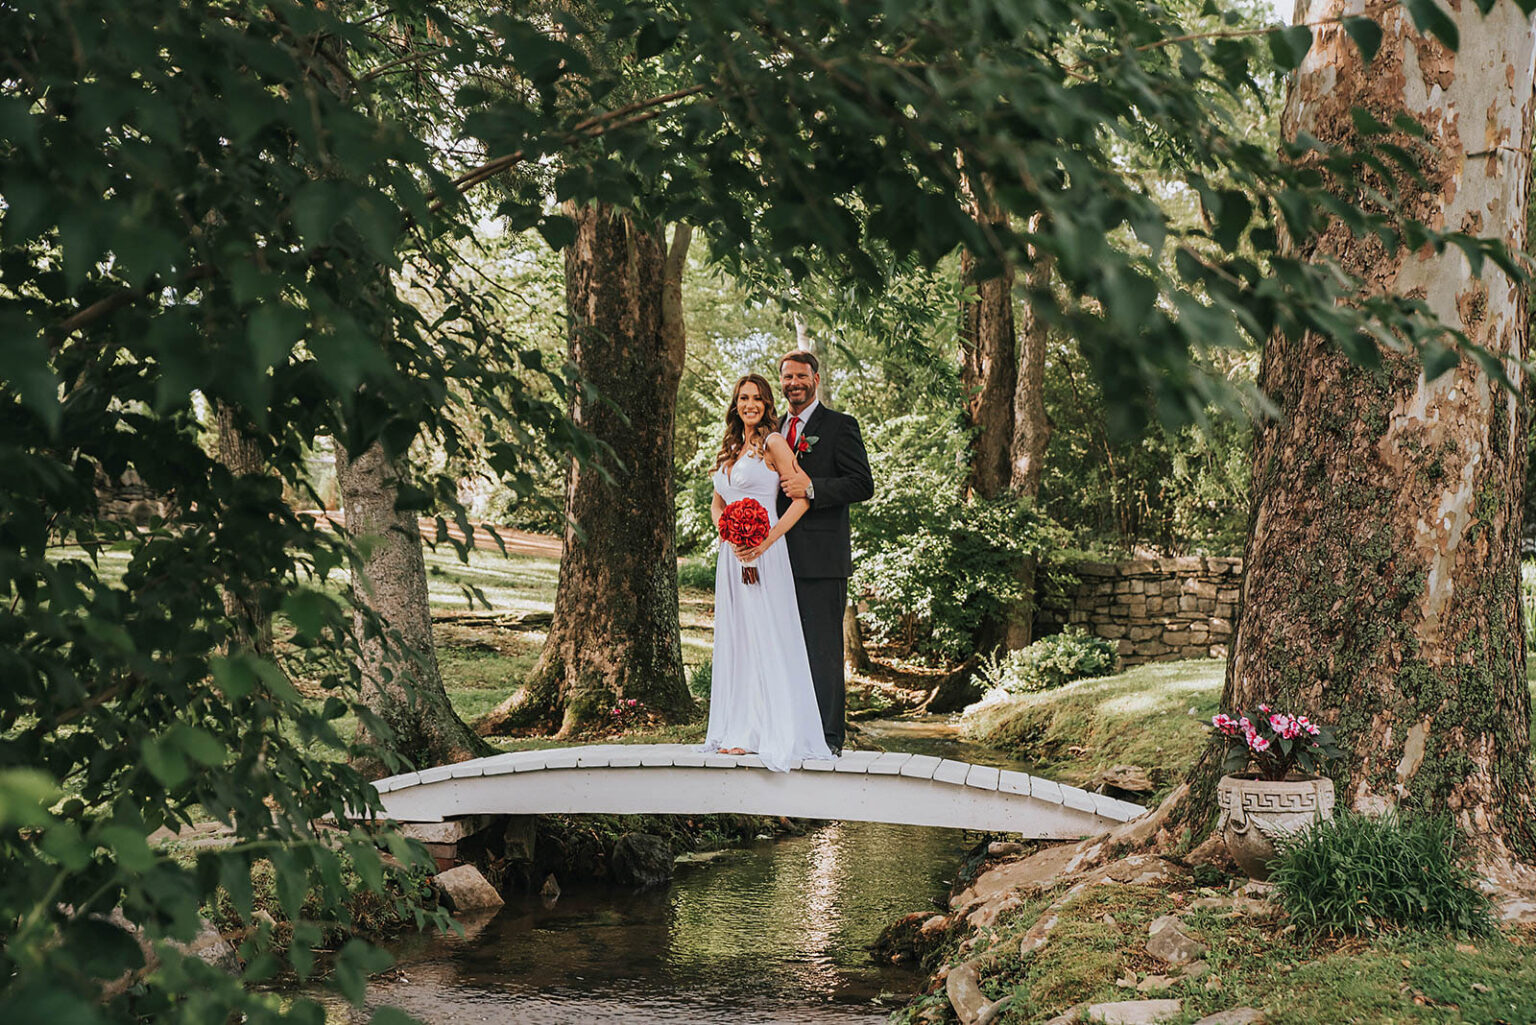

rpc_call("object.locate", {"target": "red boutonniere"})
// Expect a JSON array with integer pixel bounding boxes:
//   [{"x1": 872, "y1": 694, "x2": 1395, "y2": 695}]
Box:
[{"x1": 795, "y1": 434, "x2": 819, "y2": 456}]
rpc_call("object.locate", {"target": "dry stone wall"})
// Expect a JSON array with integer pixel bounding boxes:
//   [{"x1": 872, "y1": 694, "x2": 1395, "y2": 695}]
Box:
[{"x1": 1038, "y1": 557, "x2": 1242, "y2": 666}]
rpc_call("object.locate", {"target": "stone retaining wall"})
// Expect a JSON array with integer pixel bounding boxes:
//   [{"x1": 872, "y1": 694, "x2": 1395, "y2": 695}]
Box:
[{"x1": 1038, "y1": 557, "x2": 1242, "y2": 666}]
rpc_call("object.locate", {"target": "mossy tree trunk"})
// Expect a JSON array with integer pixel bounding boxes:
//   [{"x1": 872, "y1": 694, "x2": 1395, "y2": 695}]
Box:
[
  {"x1": 338, "y1": 441, "x2": 490, "y2": 776},
  {"x1": 1196, "y1": 1, "x2": 1536, "y2": 874},
  {"x1": 479, "y1": 204, "x2": 694, "y2": 737}
]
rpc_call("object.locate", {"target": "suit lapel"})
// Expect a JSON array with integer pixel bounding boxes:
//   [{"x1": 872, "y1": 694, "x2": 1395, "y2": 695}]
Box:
[{"x1": 800, "y1": 404, "x2": 831, "y2": 469}]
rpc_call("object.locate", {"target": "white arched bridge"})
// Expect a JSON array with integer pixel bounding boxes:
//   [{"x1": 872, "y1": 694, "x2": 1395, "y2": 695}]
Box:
[{"x1": 371, "y1": 745, "x2": 1144, "y2": 837}]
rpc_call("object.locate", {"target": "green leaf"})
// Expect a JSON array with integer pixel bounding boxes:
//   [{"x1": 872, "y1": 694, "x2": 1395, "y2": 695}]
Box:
[
  {"x1": 141, "y1": 736, "x2": 191, "y2": 788},
  {"x1": 171, "y1": 723, "x2": 228, "y2": 767},
  {"x1": 283, "y1": 589, "x2": 336, "y2": 641},
  {"x1": 1342, "y1": 16, "x2": 1383, "y2": 62},
  {"x1": 334, "y1": 939, "x2": 394, "y2": 1005},
  {"x1": 98, "y1": 824, "x2": 157, "y2": 873},
  {"x1": 1404, "y1": 0, "x2": 1459, "y2": 50},
  {"x1": 1420, "y1": 340, "x2": 1460, "y2": 380},
  {"x1": 0, "y1": 769, "x2": 60, "y2": 829},
  {"x1": 248, "y1": 303, "x2": 307, "y2": 371},
  {"x1": 537, "y1": 215, "x2": 577, "y2": 251},
  {"x1": 1267, "y1": 24, "x2": 1313, "y2": 71},
  {"x1": 41, "y1": 820, "x2": 90, "y2": 871},
  {"x1": 220, "y1": 853, "x2": 255, "y2": 921},
  {"x1": 65, "y1": 917, "x2": 146, "y2": 979},
  {"x1": 210, "y1": 655, "x2": 256, "y2": 699}
]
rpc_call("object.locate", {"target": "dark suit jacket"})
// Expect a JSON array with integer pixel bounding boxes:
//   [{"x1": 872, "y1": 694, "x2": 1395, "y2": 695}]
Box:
[{"x1": 777, "y1": 403, "x2": 874, "y2": 579}]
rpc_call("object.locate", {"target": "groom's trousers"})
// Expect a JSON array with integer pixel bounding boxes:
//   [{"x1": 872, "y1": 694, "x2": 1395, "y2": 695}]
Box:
[{"x1": 794, "y1": 576, "x2": 847, "y2": 752}]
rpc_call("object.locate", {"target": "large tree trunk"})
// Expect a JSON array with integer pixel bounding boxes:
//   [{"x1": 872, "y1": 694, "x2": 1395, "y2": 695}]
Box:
[
  {"x1": 479, "y1": 206, "x2": 694, "y2": 737},
  {"x1": 338, "y1": 441, "x2": 490, "y2": 776},
  {"x1": 1199, "y1": 1, "x2": 1536, "y2": 873},
  {"x1": 1005, "y1": 238, "x2": 1054, "y2": 650},
  {"x1": 959, "y1": 230, "x2": 1018, "y2": 503},
  {"x1": 217, "y1": 402, "x2": 274, "y2": 656},
  {"x1": 844, "y1": 599, "x2": 870, "y2": 673}
]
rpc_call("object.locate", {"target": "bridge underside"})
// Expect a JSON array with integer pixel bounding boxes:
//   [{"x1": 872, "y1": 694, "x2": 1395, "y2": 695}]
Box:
[{"x1": 372, "y1": 745, "x2": 1144, "y2": 837}]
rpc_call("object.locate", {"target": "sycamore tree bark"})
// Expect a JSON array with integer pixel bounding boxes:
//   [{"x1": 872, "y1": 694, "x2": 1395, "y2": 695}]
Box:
[
  {"x1": 1201, "y1": 1, "x2": 1536, "y2": 874},
  {"x1": 479, "y1": 204, "x2": 695, "y2": 737},
  {"x1": 338, "y1": 441, "x2": 490, "y2": 775}
]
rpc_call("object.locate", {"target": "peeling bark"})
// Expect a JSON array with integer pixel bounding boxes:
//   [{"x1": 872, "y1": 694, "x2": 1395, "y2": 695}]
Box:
[
  {"x1": 1206, "y1": 1, "x2": 1536, "y2": 870},
  {"x1": 479, "y1": 206, "x2": 694, "y2": 737},
  {"x1": 339, "y1": 441, "x2": 490, "y2": 776}
]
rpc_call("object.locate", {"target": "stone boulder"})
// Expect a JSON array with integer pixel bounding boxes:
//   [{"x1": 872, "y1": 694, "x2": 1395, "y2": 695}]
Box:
[
  {"x1": 1146, "y1": 914, "x2": 1206, "y2": 966},
  {"x1": 610, "y1": 832, "x2": 674, "y2": 889},
  {"x1": 433, "y1": 864, "x2": 505, "y2": 913},
  {"x1": 1087, "y1": 999, "x2": 1182, "y2": 1024},
  {"x1": 1096, "y1": 765, "x2": 1154, "y2": 800},
  {"x1": 1191, "y1": 1010, "x2": 1265, "y2": 1025}
]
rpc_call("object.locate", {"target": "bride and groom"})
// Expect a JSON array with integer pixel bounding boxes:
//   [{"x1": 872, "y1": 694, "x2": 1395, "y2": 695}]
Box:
[{"x1": 703, "y1": 350, "x2": 874, "y2": 771}]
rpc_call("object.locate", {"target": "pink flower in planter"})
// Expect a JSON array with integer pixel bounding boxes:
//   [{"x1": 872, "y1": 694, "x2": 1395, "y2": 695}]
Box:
[
  {"x1": 1248, "y1": 734, "x2": 1271, "y2": 752},
  {"x1": 1297, "y1": 715, "x2": 1320, "y2": 736},
  {"x1": 1212, "y1": 713, "x2": 1239, "y2": 736}
]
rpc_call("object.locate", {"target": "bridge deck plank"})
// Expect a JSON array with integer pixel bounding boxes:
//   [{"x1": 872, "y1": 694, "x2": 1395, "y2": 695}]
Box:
[
  {"x1": 997, "y1": 769, "x2": 1031, "y2": 796},
  {"x1": 932, "y1": 759, "x2": 970, "y2": 785},
  {"x1": 832, "y1": 751, "x2": 882, "y2": 773},
  {"x1": 1029, "y1": 775, "x2": 1063, "y2": 804},
  {"x1": 965, "y1": 764, "x2": 1001, "y2": 791},
  {"x1": 899, "y1": 754, "x2": 943, "y2": 780},
  {"x1": 867, "y1": 752, "x2": 913, "y2": 775}
]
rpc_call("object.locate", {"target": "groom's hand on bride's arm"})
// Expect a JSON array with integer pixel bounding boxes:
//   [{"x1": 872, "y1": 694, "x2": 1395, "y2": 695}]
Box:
[{"x1": 780, "y1": 467, "x2": 812, "y2": 500}]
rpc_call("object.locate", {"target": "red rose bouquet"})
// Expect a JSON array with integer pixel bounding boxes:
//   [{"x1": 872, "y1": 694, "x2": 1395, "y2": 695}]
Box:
[{"x1": 718, "y1": 498, "x2": 771, "y2": 584}]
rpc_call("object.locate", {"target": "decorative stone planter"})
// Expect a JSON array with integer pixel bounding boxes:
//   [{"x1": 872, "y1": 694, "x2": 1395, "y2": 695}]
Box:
[{"x1": 1216, "y1": 774, "x2": 1335, "y2": 880}]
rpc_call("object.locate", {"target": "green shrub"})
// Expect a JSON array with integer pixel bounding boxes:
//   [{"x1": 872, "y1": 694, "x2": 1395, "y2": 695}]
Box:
[
  {"x1": 851, "y1": 414, "x2": 1066, "y2": 661},
  {"x1": 688, "y1": 660, "x2": 713, "y2": 702},
  {"x1": 1270, "y1": 812, "x2": 1495, "y2": 936},
  {"x1": 976, "y1": 628, "x2": 1119, "y2": 694},
  {"x1": 677, "y1": 553, "x2": 718, "y2": 591}
]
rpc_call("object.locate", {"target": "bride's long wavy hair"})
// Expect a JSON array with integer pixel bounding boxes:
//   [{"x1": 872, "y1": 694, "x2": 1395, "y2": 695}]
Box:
[{"x1": 714, "y1": 374, "x2": 780, "y2": 471}]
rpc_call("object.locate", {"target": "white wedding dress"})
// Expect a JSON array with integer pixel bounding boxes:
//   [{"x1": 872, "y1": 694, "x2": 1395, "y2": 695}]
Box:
[{"x1": 703, "y1": 452, "x2": 834, "y2": 771}]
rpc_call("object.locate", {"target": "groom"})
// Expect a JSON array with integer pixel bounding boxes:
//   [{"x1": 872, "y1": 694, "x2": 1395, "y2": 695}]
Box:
[{"x1": 776, "y1": 350, "x2": 874, "y2": 755}]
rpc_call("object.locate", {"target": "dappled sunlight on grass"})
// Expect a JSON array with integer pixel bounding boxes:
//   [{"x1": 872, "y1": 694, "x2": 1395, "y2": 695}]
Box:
[{"x1": 961, "y1": 659, "x2": 1226, "y2": 796}]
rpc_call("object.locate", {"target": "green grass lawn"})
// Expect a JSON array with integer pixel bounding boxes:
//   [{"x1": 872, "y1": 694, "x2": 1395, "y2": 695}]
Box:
[{"x1": 419, "y1": 545, "x2": 716, "y2": 731}]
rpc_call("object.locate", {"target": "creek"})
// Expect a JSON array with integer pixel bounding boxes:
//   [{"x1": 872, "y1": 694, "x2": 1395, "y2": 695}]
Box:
[{"x1": 317, "y1": 717, "x2": 1030, "y2": 1024}]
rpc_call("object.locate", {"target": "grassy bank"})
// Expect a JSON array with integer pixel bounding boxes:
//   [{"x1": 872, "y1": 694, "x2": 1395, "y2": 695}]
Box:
[
  {"x1": 897, "y1": 874, "x2": 1536, "y2": 1025},
  {"x1": 959, "y1": 660, "x2": 1226, "y2": 801},
  {"x1": 960, "y1": 659, "x2": 1536, "y2": 799}
]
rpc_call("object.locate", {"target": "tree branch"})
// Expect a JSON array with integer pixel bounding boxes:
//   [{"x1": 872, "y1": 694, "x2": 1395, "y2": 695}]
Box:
[{"x1": 446, "y1": 84, "x2": 708, "y2": 196}]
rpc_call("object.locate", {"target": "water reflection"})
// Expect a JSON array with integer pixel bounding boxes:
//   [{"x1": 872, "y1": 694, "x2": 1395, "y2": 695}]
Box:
[{"x1": 316, "y1": 820, "x2": 970, "y2": 1024}]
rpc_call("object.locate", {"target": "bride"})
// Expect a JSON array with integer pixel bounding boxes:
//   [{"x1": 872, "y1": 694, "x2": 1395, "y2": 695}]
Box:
[{"x1": 702, "y1": 373, "x2": 834, "y2": 770}]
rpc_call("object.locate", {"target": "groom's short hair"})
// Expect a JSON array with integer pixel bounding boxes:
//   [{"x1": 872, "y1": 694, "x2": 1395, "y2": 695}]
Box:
[{"x1": 779, "y1": 349, "x2": 819, "y2": 374}]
